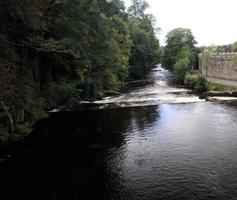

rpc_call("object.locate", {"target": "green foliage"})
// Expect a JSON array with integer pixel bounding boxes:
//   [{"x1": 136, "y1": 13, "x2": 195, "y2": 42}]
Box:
[
  {"x1": 200, "y1": 42, "x2": 237, "y2": 54},
  {"x1": 20, "y1": 69, "x2": 47, "y2": 124},
  {"x1": 173, "y1": 58, "x2": 190, "y2": 84},
  {"x1": 0, "y1": 122, "x2": 32, "y2": 142},
  {"x1": 194, "y1": 75, "x2": 208, "y2": 93},
  {"x1": 184, "y1": 73, "x2": 197, "y2": 88},
  {"x1": 128, "y1": 0, "x2": 149, "y2": 17},
  {"x1": 162, "y1": 28, "x2": 197, "y2": 70},
  {"x1": 177, "y1": 45, "x2": 195, "y2": 64},
  {"x1": 14, "y1": 123, "x2": 32, "y2": 139},
  {"x1": 44, "y1": 82, "x2": 81, "y2": 109},
  {"x1": 208, "y1": 81, "x2": 226, "y2": 91},
  {"x1": 0, "y1": 0, "x2": 160, "y2": 142},
  {"x1": 128, "y1": 6, "x2": 160, "y2": 79},
  {"x1": 162, "y1": 28, "x2": 197, "y2": 84},
  {"x1": 184, "y1": 74, "x2": 228, "y2": 93},
  {"x1": 184, "y1": 73, "x2": 208, "y2": 93}
]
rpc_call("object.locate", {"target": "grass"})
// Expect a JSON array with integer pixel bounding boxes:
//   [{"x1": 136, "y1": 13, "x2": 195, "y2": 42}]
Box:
[{"x1": 207, "y1": 81, "x2": 227, "y2": 91}]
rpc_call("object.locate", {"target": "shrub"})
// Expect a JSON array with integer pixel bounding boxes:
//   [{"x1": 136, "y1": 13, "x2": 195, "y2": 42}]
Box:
[
  {"x1": 14, "y1": 123, "x2": 32, "y2": 140},
  {"x1": 194, "y1": 75, "x2": 208, "y2": 93},
  {"x1": 184, "y1": 73, "x2": 197, "y2": 88},
  {"x1": 184, "y1": 73, "x2": 208, "y2": 93},
  {"x1": 173, "y1": 58, "x2": 190, "y2": 84},
  {"x1": 44, "y1": 82, "x2": 81, "y2": 109},
  {"x1": 208, "y1": 81, "x2": 226, "y2": 91}
]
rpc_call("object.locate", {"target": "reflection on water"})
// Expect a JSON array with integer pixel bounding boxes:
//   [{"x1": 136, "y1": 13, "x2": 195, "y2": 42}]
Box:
[
  {"x1": 1, "y1": 67, "x2": 237, "y2": 200},
  {"x1": 1, "y1": 103, "x2": 237, "y2": 199}
]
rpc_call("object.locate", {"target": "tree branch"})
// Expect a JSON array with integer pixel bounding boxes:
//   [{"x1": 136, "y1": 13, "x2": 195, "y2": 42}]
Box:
[{"x1": 0, "y1": 101, "x2": 15, "y2": 132}]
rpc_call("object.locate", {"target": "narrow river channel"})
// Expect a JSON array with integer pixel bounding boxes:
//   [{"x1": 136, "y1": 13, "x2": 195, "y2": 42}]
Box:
[{"x1": 1, "y1": 66, "x2": 237, "y2": 200}]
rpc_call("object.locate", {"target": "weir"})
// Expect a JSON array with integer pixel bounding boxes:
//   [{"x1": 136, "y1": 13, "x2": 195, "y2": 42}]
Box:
[{"x1": 94, "y1": 65, "x2": 203, "y2": 108}]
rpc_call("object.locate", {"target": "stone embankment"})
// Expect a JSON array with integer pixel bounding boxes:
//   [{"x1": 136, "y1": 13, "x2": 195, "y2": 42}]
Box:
[
  {"x1": 200, "y1": 91, "x2": 237, "y2": 102},
  {"x1": 199, "y1": 52, "x2": 237, "y2": 81}
]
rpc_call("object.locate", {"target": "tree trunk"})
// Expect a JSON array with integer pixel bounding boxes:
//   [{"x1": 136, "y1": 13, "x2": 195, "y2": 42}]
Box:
[{"x1": 0, "y1": 101, "x2": 15, "y2": 132}]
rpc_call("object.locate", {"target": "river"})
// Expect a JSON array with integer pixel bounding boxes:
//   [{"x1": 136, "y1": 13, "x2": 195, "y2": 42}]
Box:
[{"x1": 1, "y1": 66, "x2": 237, "y2": 200}]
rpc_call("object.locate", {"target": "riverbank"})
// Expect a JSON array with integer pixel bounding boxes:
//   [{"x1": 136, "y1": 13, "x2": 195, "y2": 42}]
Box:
[
  {"x1": 1, "y1": 67, "x2": 236, "y2": 148},
  {"x1": 0, "y1": 77, "x2": 158, "y2": 146},
  {"x1": 207, "y1": 77, "x2": 237, "y2": 89},
  {"x1": 199, "y1": 90, "x2": 237, "y2": 103}
]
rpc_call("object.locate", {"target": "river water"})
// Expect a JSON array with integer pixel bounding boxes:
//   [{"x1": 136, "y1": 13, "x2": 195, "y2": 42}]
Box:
[{"x1": 1, "y1": 66, "x2": 237, "y2": 200}]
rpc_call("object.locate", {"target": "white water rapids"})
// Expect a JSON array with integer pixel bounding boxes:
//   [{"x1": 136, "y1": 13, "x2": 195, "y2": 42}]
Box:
[{"x1": 94, "y1": 65, "x2": 204, "y2": 108}]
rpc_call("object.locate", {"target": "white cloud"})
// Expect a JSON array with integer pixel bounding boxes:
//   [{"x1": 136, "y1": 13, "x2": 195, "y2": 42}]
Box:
[{"x1": 125, "y1": 0, "x2": 237, "y2": 46}]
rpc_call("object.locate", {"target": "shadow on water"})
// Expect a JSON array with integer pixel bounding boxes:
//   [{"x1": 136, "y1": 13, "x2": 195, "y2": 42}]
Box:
[
  {"x1": 0, "y1": 106, "x2": 159, "y2": 200},
  {"x1": 1, "y1": 66, "x2": 237, "y2": 200}
]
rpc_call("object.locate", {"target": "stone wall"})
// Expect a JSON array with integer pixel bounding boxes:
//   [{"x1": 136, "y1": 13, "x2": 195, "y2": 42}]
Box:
[{"x1": 199, "y1": 53, "x2": 237, "y2": 81}]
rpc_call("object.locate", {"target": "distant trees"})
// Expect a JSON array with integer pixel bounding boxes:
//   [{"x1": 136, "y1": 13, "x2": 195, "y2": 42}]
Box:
[
  {"x1": 161, "y1": 28, "x2": 197, "y2": 84},
  {"x1": 200, "y1": 41, "x2": 237, "y2": 54},
  {"x1": 128, "y1": 0, "x2": 149, "y2": 17},
  {"x1": 161, "y1": 28, "x2": 208, "y2": 91},
  {"x1": 128, "y1": 0, "x2": 160, "y2": 79}
]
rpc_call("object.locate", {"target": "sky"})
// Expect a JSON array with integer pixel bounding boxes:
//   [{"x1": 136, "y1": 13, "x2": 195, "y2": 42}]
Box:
[{"x1": 124, "y1": 0, "x2": 237, "y2": 46}]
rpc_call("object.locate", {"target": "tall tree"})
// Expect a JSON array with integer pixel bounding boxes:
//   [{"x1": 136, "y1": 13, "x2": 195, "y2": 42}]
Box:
[
  {"x1": 162, "y1": 28, "x2": 196, "y2": 70},
  {"x1": 0, "y1": 0, "x2": 160, "y2": 141},
  {"x1": 128, "y1": 0, "x2": 149, "y2": 18},
  {"x1": 128, "y1": 0, "x2": 160, "y2": 79}
]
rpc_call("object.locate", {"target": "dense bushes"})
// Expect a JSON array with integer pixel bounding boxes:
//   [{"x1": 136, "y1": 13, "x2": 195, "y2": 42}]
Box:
[
  {"x1": 184, "y1": 73, "x2": 228, "y2": 93},
  {"x1": 207, "y1": 81, "x2": 226, "y2": 91},
  {"x1": 43, "y1": 82, "x2": 82, "y2": 110},
  {"x1": 194, "y1": 75, "x2": 208, "y2": 93},
  {"x1": 173, "y1": 58, "x2": 190, "y2": 84},
  {"x1": 184, "y1": 73, "x2": 196, "y2": 89},
  {"x1": 184, "y1": 73, "x2": 208, "y2": 93}
]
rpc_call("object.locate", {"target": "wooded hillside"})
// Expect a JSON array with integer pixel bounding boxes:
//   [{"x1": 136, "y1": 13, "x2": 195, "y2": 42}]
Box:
[{"x1": 0, "y1": 0, "x2": 160, "y2": 142}]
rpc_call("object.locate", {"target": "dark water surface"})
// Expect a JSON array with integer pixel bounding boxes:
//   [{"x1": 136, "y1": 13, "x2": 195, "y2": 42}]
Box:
[{"x1": 1, "y1": 67, "x2": 237, "y2": 200}]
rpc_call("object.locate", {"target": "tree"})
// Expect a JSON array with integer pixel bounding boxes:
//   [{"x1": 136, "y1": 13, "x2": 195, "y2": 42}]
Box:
[
  {"x1": 128, "y1": 0, "x2": 149, "y2": 18},
  {"x1": 128, "y1": 0, "x2": 160, "y2": 79},
  {"x1": 0, "y1": 59, "x2": 19, "y2": 133},
  {"x1": 0, "y1": 0, "x2": 160, "y2": 142},
  {"x1": 162, "y1": 28, "x2": 196, "y2": 70},
  {"x1": 173, "y1": 57, "x2": 190, "y2": 84}
]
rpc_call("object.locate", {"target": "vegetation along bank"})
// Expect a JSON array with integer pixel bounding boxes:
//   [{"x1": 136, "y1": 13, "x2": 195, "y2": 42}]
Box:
[{"x1": 0, "y1": 0, "x2": 160, "y2": 143}]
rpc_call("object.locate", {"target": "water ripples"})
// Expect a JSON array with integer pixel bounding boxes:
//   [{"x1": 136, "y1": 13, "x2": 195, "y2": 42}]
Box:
[{"x1": 94, "y1": 66, "x2": 204, "y2": 108}]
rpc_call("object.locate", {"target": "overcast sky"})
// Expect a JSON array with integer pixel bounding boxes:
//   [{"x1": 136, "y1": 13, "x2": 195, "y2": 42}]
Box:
[{"x1": 124, "y1": 0, "x2": 237, "y2": 46}]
